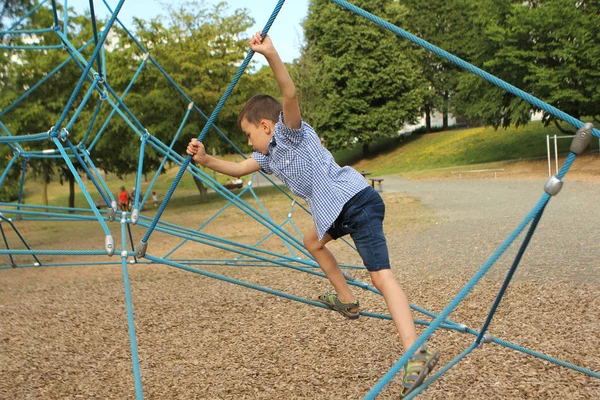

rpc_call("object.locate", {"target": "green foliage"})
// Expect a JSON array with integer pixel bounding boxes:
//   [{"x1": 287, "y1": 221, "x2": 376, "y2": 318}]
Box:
[
  {"x1": 403, "y1": 0, "x2": 480, "y2": 126},
  {"x1": 300, "y1": 0, "x2": 426, "y2": 151},
  {"x1": 453, "y1": 0, "x2": 600, "y2": 130},
  {"x1": 96, "y1": 0, "x2": 259, "y2": 177}
]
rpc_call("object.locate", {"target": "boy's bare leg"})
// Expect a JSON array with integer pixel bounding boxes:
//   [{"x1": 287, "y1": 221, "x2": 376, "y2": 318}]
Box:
[
  {"x1": 304, "y1": 226, "x2": 358, "y2": 309},
  {"x1": 369, "y1": 269, "x2": 418, "y2": 351}
]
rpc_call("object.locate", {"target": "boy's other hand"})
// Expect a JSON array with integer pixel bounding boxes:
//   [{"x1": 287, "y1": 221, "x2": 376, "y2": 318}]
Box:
[
  {"x1": 249, "y1": 30, "x2": 275, "y2": 56},
  {"x1": 186, "y1": 138, "x2": 206, "y2": 164}
]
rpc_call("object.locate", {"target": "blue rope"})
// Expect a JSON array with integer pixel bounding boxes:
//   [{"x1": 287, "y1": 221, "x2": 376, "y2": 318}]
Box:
[
  {"x1": 476, "y1": 204, "x2": 547, "y2": 345},
  {"x1": 99, "y1": 0, "x2": 314, "y2": 218},
  {"x1": 64, "y1": 140, "x2": 112, "y2": 206},
  {"x1": 51, "y1": 138, "x2": 111, "y2": 236},
  {"x1": 0, "y1": 221, "x2": 16, "y2": 266},
  {"x1": 0, "y1": 27, "x2": 54, "y2": 34},
  {"x1": 0, "y1": 38, "x2": 94, "y2": 117},
  {"x1": 132, "y1": 134, "x2": 148, "y2": 218},
  {"x1": 88, "y1": 0, "x2": 103, "y2": 79},
  {"x1": 0, "y1": 154, "x2": 17, "y2": 186},
  {"x1": 140, "y1": 104, "x2": 192, "y2": 210},
  {"x1": 0, "y1": 214, "x2": 42, "y2": 265},
  {"x1": 140, "y1": 0, "x2": 287, "y2": 246},
  {"x1": 119, "y1": 214, "x2": 144, "y2": 399},
  {"x1": 80, "y1": 94, "x2": 104, "y2": 148},
  {"x1": 50, "y1": 0, "x2": 59, "y2": 28},
  {"x1": 88, "y1": 57, "x2": 148, "y2": 151},
  {"x1": 50, "y1": 0, "x2": 126, "y2": 138},
  {"x1": 0, "y1": 133, "x2": 51, "y2": 143}
]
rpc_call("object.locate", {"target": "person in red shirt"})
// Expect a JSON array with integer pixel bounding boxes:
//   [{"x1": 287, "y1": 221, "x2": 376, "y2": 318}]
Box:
[{"x1": 118, "y1": 186, "x2": 129, "y2": 211}]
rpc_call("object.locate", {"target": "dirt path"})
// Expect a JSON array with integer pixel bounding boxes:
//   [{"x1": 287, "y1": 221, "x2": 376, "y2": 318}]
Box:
[{"x1": 381, "y1": 175, "x2": 600, "y2": 283}]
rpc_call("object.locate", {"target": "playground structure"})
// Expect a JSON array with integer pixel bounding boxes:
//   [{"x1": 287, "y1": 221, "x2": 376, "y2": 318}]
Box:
[{"x1": 1, "y1": 1, "x2": 599, "y2": 399}]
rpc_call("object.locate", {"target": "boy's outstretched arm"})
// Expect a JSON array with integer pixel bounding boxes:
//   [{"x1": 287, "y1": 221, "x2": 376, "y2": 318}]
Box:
[
  {"x1": 186, "y1": 139, "x2": 261, "y2": 178},
  {"x1": 249, "y1": 31, "x2": 301, "y2": 130}
]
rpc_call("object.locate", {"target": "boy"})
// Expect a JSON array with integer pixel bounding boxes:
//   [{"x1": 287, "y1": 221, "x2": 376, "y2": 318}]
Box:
[{"x1": 186, "y1": 31, "x2": 439, "y2": 397}]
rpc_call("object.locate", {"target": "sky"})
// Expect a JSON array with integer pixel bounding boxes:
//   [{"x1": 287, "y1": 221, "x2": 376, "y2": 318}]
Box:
[{"x1": 66, "y1": 0, "x2": 309, "y2": 63}]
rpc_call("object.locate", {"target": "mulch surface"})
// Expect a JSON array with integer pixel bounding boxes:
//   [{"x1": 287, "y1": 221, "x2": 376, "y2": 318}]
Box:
[{"x1": 1, "y1": 178, "x2": 599, "y2": 399}]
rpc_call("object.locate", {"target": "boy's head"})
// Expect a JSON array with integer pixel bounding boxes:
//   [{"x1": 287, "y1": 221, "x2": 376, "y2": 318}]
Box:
[
  {"x1": 238, "y1": 94, "x2": 282, "y2": 155},
  {"x1": 238, "y1": 94, "x2": 282, "y2": 127}
]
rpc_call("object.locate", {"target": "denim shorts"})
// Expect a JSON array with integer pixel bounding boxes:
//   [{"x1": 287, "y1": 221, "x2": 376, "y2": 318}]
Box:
[{"x1": 327, "y1": 186, "x2": 390, "y2": 271}]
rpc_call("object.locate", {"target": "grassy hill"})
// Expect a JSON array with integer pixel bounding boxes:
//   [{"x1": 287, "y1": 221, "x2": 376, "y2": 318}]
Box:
[{"x1": 336, "y1": 121, "x2": 598, "y2": 176}]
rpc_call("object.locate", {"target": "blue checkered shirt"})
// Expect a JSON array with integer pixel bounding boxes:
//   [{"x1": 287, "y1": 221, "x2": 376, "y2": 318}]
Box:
[{"x1": 252, "y1": 114, "x2": 368, "y2": 240}]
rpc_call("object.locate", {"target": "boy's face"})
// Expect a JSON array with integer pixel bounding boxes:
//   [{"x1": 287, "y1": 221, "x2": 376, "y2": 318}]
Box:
[{"x1": 240, "y1": 117, "x2": 274, "y2": 155}]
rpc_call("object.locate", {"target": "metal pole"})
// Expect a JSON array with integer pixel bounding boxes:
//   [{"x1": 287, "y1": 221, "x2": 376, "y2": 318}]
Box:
[
  {"x1": 546, "y1": 135, "x2": 551, "y2": 177},
  {"x1": 554, "y1": 134, "x2": 559, "y2": 175}
]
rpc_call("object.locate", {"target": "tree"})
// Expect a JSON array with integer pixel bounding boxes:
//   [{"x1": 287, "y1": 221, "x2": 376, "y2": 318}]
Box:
[
  {"x1": 95, "y1": 1, "x2": 258, "y2": 200},
  {"x1": 301, "y1": 0, "x2": 426, "y2": 156},
  {"x1": 1, "y1": 4, "x2": 92, "y2": 207},
  {"x1": 453, "y1": 0, "x2": 600, "y2": 132},
  {"x1": 0, "y1": 0, "x2": 32, "y2": 30}
]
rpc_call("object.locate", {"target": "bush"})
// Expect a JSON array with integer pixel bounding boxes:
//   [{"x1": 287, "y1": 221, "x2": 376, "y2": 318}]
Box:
[{"x1": 0, "y1": 184, "x2": 20, "y2": 202}]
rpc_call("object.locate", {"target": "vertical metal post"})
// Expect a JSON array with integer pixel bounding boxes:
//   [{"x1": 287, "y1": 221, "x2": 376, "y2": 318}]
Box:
[
  {"x1": 546, "y1": 135, "x2": 551, "y2": 177},
  {"x1": 554, "y1": 134, "x2": 559, "y2": 175}
]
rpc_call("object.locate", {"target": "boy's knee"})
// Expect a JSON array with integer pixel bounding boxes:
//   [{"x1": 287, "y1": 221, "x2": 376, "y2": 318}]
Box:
[
  {"x1": 303, "y1": 234, "x2": 321, "y2": 253},
  {"x1": 369, "y1": 269, "x2": 393, "y2": 288}
]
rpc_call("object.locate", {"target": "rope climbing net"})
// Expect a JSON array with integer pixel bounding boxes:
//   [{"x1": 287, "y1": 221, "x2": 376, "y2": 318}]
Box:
[{"x1": 1, "y1": 1, "x2": 598, "y2": 399}]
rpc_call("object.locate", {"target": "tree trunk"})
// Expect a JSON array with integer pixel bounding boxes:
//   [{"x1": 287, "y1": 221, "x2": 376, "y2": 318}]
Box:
[
  {"x1": 68, "y1": 173, "x2": 75, "y2": 213},
  {"x1": 442, "y1": 91, "x2": 449, "y2": 130},
  {"x1": 425, "y1": 103, "x2": 432, "y2": 133},
  {"x1": 193, "y1": 175, "x2": 208, "y2": 202},
  {"x1": 362, "y1": 142, "x2": 370, "y2": 158},
  {"x1": 42, "y1": 166, "x2": 49, "y2": 210}
]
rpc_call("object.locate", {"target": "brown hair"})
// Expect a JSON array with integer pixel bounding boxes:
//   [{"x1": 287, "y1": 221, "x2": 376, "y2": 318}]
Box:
[{"x1": 237, "y1": 94, "x2": 282, "y2": 128}]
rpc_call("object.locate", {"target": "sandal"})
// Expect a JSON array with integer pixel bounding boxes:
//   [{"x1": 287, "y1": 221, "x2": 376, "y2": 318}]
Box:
[
  {"x1": 400, "y1": 345, "x2": 440, "y2": 399},
  {"x1": 317, "y1": 293, "x2": 360, "y2": 320}
]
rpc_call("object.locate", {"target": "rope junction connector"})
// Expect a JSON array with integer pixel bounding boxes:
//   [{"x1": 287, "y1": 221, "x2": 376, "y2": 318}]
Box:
[
  {"x1": 570, "y1": 122, "x2": 594, "y2": 155},
  {"x1": 136, "y1": 241, "x2": 147, "y2": 258},
  {"x1": 456, "y1": 323, "x2": 469, "y2": 332},
  {"x1": 46, "y1": 126, "x2": 56, "y2": 138},
  {"x1": 105, "y1": 234, "x2": 114, "y2": 256},
  {"x1": 482, "y1": 333, "x2": 495, "y2": 344},
  {"x1": 187, "y1": 102, "x2": 194, "y2": 110},
  {"x1": 544, "y1": 176, "x2": 563, "y2": 196},
  {"x1": 107, "y1": 206, "x2": 116, "y2": 222},
  {"x1": 143, "y1": 53, "x2": 149, "y2": 61},
  {"x1": 131, "y1": 209, "x2": 139, "y2": 225},
  {"x1": 93, "y1": 72, "x2": 104, "y2": 84},
  {"x1": 342, "y1": 271, "x2": 356, "y2": 281},
  {"x1": 59, "y1": 128, "x2": 70, "y2": 142}
]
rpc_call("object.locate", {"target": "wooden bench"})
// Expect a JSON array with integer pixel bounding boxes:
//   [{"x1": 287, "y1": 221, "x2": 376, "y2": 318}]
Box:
[
  {"x1": 369, "y1": 178, "x2": 384, "y2": 192},
  {"x1": 224, "y1": 182, "x2": 243, "y2": 190},
  {"x1": 451, "y1": 168, "x2": 504, "y2": 180},
  {"x1": 94, "y1": 199, "x2": 106, "y2": 209}
]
